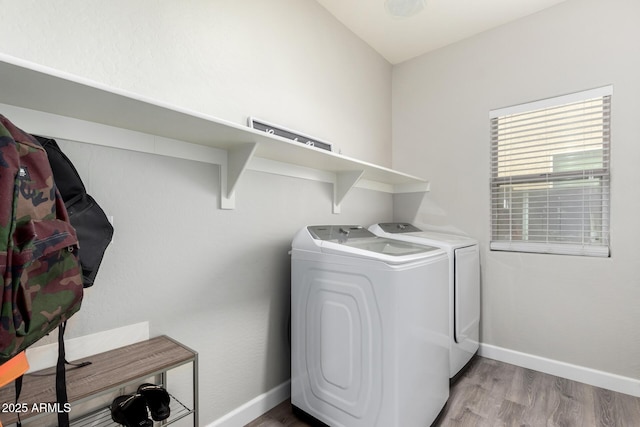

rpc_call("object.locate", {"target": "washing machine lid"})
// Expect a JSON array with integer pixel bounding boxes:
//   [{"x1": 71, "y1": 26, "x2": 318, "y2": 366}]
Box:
[
  {"x1": 299, "y1": 225, "x2": 443, "y2": 264},
  {"x1": 371, "y1": 223, "x2": 478, "y2": 248}
]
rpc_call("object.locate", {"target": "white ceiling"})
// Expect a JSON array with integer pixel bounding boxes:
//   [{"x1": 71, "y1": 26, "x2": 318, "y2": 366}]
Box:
[{"x1": 316, "y1": 0, "x2": 569, "y2": 64}]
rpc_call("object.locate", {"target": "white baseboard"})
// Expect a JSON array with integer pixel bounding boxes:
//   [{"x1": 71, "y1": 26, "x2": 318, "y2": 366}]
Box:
[
  {"x1": 479, "y1": 343, "x2": 640, "y2": 397},
  {"x1": 207, "y1": 380, "x2": 291, "y2": 427}
]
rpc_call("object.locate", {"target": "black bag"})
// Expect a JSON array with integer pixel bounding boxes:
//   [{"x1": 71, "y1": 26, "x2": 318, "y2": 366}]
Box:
[
  {"x1": 34, "y1": 135, "x2": 114, "y2": 288},
  {"x1": 1, "y1": 118, "x2": 87, "y2": 427}
]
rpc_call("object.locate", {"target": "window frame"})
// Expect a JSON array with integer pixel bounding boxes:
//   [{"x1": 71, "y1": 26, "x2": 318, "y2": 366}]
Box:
[{"x1": 489, "y1": 86, "x2": 612, "y2": 257}]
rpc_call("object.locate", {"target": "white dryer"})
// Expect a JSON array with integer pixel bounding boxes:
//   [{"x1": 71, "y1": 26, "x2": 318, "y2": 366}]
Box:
[
  {"x1": 291, "y1": 225, "x2": 449, "y2": 427},
  {"x1": 369, "y1": 223, "x2": 480, "y2": 380}
]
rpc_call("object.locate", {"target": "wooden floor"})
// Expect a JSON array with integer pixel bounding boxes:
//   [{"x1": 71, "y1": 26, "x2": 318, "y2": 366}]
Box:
[{"x1": 245, "y1": 356, "x2": 640, "y2": 426}]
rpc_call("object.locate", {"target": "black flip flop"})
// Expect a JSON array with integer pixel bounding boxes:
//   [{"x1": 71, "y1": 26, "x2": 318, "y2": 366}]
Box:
[
  {"x1": 110, "y1": 394, "x2": 153, "y2": 427},
  {"x1": 137, "y1": 383, "x2": 171, "y2": 421}
]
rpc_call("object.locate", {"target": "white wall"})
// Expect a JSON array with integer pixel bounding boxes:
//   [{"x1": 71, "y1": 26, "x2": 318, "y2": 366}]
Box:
[
  {"x1": 392, "y1": 0, "x2": 640, "y2": 380},
  {"x1": 60, "y1": 140, "x2": 392, "y2": 424},
  {"x1": 0, "y1": 0, "x2": 394, "y2": 424},
  {"x1": 0, "y1": 0, "x2": 392, "y2": 167}
]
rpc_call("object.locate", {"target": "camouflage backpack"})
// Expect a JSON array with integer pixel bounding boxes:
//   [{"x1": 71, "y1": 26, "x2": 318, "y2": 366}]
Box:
[{"x1": 0, "y1": 114, "x2": 83, "y2": 363}]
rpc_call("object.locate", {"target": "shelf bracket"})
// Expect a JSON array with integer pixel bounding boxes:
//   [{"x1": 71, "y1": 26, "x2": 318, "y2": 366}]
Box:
[
  {"x1": 333, "y1": 170, "x2": 365, "y2": 214},
  {"x1": 220, "y1": 143, "x2": 258, "y2": 209}
]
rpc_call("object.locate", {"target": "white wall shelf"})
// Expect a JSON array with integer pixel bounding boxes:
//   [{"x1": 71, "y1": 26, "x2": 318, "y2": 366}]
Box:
[{"x1": 0, "y1": 54, "x2": 429, "y2": 212}]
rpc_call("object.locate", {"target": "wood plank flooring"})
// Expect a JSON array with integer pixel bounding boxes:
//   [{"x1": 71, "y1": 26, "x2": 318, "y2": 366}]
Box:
[{"x1": 245, "y1": 356, "x2": 640, "y2": 426}]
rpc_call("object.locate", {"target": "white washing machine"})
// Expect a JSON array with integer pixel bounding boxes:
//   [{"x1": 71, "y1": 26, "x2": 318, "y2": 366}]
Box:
[
  {"x1": 369, "y1": 223, "x2": 480, "y2": 380},
  {"x1": 291, "y1": 225, "x2": 449, "y2": 427}
]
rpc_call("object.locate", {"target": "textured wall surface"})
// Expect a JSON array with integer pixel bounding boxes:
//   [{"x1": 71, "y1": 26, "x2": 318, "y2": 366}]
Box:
[
  {"x1": 0, "y1": 1, "x2": 394, "y2": 424},
  {"x1": 392, "y1": 0, "x2": 640, "y2": 380},
  {"x1": 0, "y1": 0, "x2": 392, "y2": 166},
  {"x1": 57, "y1": 139, "x2": 393, "y2": 424}
]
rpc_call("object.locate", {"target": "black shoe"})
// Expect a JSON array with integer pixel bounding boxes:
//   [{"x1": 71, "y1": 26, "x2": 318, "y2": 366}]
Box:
[
  {"x1": 110, "y1": 394, "x2": 153, "y2": 427},
  {"x1": 137, "y1": 383, "x2": 171, "y2": 421}
]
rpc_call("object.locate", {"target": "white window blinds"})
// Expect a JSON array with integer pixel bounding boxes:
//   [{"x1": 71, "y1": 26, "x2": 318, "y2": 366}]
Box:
[{"x1": 490, "y1": 86, "x2": 612, "y2": 257}]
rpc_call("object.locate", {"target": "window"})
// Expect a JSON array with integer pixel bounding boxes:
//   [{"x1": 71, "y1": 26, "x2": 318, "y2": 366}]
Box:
[{"x1": 490, "y1": 86, "x2": 612, "y2": 257}]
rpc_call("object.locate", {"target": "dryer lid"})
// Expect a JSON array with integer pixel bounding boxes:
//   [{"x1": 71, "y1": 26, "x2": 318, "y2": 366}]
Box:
[
  {"x1": 371, "y1": 223, "x2": 478, "y2": 247},
  {"x1": 375, "y1": 223, "x2": 423, "y2": 234}
]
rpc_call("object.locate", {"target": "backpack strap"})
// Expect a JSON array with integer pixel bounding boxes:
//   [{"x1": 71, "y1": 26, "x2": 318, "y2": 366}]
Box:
[
  {"x1": 10, "y1": 328, "x2": 90, "y2": 427},
  {"x1": 15, "y1": 375, "x2": 23, "y2": 427},
  {"x1": 55, "y1": 322, "x2": 92, "y2": 426},
  {"x1": 56, "y1": 322, "x2": 70, "y2": 427}
]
